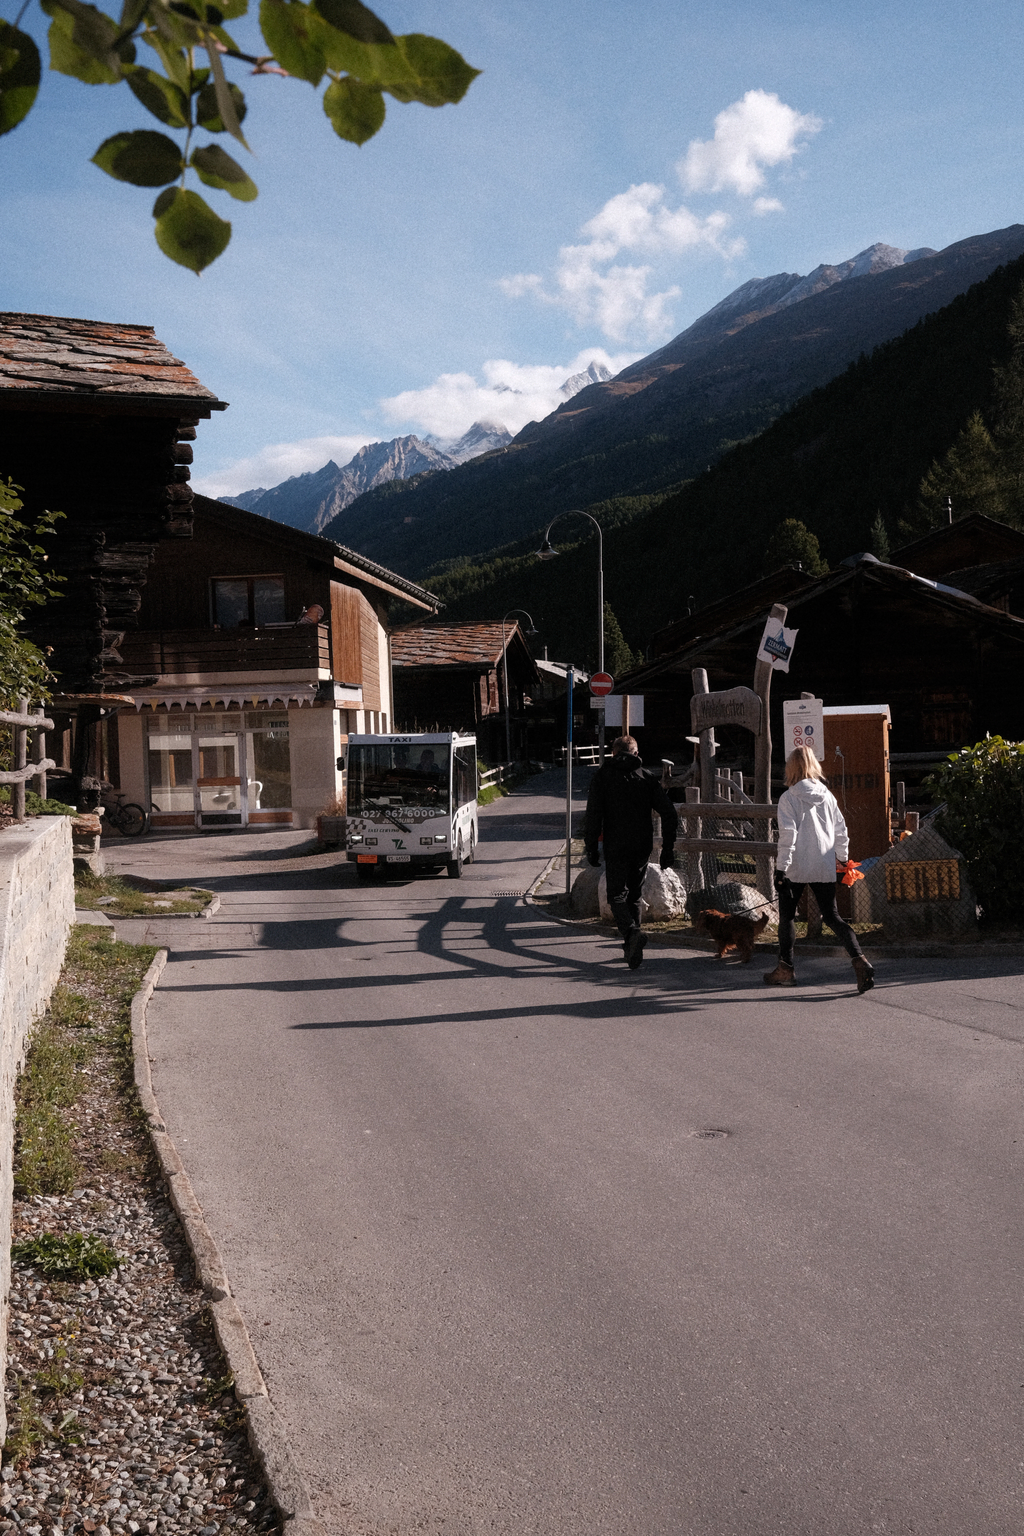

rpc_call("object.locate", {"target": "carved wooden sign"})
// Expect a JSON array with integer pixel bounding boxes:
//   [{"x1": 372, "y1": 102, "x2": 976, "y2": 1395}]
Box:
[{"x1": 690, "y1": 685, "x2": 762, "y2": 736}]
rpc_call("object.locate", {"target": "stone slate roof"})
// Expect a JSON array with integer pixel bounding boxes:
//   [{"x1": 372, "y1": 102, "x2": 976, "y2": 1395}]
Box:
[
  {"x1": 391, "y1": 621, "x2": 528, "y2": 670},
  {"x1": 0, "y1": 312, "x2": 227, "y2": 409}
]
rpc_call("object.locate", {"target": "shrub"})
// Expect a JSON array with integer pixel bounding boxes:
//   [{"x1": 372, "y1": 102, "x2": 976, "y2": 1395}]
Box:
[
  {"x1": 11, "y1": 1231, "x2": 121, "y2": 1281},
  {"x1": 926, "y1": 736, "x2": 1024, "y2": 920}
]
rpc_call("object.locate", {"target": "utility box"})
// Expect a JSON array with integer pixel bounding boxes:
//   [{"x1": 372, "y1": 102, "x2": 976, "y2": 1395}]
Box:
[{"x1": 821, "y1": 705, "x2": 891, "y2": 861}]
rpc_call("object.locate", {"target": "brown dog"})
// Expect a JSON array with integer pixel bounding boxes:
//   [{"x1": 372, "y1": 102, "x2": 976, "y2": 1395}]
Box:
[{"x1": 692, "y1": 907, "x2": 769, "y2": 962}]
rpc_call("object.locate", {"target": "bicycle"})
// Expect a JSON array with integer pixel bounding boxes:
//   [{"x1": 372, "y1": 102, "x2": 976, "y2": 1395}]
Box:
[{"x1": 100, "y1": 784, "x2": 150, "y2": 837}]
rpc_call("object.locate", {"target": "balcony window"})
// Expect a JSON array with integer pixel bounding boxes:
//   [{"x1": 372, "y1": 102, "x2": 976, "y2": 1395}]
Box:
[{"x1": 212, "y1": 576, "x2": 286, "y2": 627}]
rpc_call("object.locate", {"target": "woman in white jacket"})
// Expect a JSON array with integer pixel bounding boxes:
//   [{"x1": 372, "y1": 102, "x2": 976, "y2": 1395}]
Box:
[{"x1": 764, "y1": 745, "x2": 874, "y2": 992}]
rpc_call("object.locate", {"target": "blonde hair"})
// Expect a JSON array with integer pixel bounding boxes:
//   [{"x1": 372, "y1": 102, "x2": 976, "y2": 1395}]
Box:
[{"x1": 785, "y1": 745, "x2": 825, "y2": 786}]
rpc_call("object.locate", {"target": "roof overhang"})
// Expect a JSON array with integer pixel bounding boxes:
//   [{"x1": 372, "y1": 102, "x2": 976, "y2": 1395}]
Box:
[{"x1": 0, "y1": 391, "x2": 228, "y2": 417}]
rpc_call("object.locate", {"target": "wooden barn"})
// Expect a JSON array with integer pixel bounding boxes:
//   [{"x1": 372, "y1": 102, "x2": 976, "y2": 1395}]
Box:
[
  {"x1": 390, "y1": 621, "x2": 540, "y2": 763},
  {"x1": 619, "y1": 533, "x2": 1024, "y2": 795}
]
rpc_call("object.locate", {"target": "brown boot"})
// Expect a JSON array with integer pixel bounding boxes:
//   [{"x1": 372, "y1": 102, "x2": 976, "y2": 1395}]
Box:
[
  {"x1": 763, "y1": 960, "x2": 796, "y2": 986},
  {"x1": 852, "y1": 956, "x2": 874, "y2": 993}
]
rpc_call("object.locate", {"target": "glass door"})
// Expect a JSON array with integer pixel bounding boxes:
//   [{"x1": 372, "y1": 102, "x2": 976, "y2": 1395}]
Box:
[{"x1": 196, "y1": 717, "x2": 247, "y2": 826}]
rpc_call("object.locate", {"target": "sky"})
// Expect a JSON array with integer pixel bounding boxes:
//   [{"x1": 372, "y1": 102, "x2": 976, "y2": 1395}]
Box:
[{"x1": 4, "y1": 0, "x2": 1024, "y2": 496}]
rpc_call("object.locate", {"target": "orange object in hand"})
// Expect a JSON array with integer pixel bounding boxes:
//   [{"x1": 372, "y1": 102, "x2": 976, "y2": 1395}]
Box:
[{"x1": 837, "y1": 859, "x2": 864, "y2": 886}]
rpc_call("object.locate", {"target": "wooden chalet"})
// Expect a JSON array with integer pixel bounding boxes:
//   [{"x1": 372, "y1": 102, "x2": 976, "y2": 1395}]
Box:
[
  {"x1": 618, "y1": 529, "x2": 1024, "y2": 789},
  {"x1": 113, "y1": 496, "x2": 439, "y2": 830},
  {"x1": 0, "y1": 311, "x2": 227, "y2": 798},
  {"x1": 390, "y1": 621, "x2": 540, "y2": 761}
]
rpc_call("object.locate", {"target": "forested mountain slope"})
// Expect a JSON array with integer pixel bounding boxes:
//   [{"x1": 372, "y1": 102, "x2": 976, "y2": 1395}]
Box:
[
  {"x1": 321, "y1": 224, "x2": 1024, "y2": 576},
  {"x1": 417, "y1": 251, "x2": 1024, "y2": 668}
]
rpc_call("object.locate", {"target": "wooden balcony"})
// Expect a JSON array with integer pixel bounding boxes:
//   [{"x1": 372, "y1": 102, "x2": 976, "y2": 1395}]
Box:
[{"x1": 119, "y1": 623, "x2": 331, "y2": 675}]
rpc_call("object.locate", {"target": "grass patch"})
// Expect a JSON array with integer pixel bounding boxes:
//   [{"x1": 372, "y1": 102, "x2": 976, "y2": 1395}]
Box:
[
  {"x1": 13, "y1": 930, "x2": 157, "y2": 1195},
  {"x1": 2, "y1": 1381, "x2": 46, "y2": 1464},
  {"x1": 74, "y1": 869, "x2": 214, "y2": 917},
  {"x1": 34, "y1": 1347, "x2": 86, "y2": 1400},
  {"x1": 11, "y1": 1231, "x2": 122, "y2": 1281}
]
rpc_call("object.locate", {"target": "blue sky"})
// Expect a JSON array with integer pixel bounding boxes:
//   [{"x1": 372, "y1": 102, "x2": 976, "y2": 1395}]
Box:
[{"x1": 4, "y1": 0, "x2": 1023, "y2": 494}]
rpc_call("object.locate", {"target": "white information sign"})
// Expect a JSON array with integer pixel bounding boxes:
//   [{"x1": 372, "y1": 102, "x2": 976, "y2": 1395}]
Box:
[
  {"x1": 595, "y1": 694, "x2": 645, "y2": 727},
  {"x1": 783, "y1": 697, "x2": 825, "y2": 766}
]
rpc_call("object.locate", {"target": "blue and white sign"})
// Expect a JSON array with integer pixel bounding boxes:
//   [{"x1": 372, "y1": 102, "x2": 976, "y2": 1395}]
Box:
[{"x1": 757, "y1": 619, "x2": 799, "y2": 672}]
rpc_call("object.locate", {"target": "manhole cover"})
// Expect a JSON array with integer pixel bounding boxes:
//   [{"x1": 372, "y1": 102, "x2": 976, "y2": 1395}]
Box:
[{"x1": 691, "y1": 1127, "x2": 730, "y2": 1140}]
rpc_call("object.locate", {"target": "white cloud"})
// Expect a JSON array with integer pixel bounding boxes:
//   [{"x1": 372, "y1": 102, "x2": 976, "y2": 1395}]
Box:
[
  {"x1": 500, "y1": 91, "x2": 820, "y2": 343},
  {"x1": 380, "y1": 349, "x2": 642, "y2": 439},
  {"x1": 679, "y1": 90, "x2": 821, "y2": 197},
  {"x1": 502, "y1": 183, "x2": 743, "y2": 343},
  {"x1": 194, "y1": 434, "x2": 374, "y2": 499}
]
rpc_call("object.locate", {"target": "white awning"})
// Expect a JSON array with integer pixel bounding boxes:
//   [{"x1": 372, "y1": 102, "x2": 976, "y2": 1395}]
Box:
[{"x1": 132, "y1": 683, "x2": 323, "y2": 711}]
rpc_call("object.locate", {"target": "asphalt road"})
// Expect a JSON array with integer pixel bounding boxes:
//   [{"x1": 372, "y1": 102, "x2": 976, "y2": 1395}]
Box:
[{"x1": 111, "y1": 773, "x2": 1024, "y2": 1536}]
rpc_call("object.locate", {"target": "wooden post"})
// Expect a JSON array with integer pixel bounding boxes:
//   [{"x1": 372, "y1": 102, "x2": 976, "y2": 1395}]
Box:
[
  {"x1": 33, "y1": 706, "x2": 47, "y2": 802},
  {"x1": 752, "y1": 603, "x2": 788, "y2": 899},
  {"x1": 691, "y1": 668, "x2": 717, "y2": 805},
  {"x1": 13, "y1": 695, "x2": 27, "y2": 822},
  {"x1": 684, "y1": 784, "x2": 703, "y2": 891},
  {"x1": 622, "y1": 695, "x2": 630, "y2": 737}
]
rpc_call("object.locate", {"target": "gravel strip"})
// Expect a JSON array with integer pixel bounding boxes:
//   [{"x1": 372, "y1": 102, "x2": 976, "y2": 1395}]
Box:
[{"x1": 2, "y1": 936, "x2": 279, "y2": 1536}]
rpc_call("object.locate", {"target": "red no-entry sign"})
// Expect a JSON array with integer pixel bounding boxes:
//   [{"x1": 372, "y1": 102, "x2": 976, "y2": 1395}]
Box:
[{"x1": 590, "y1": 672, "x2": 614, "y2": 697}]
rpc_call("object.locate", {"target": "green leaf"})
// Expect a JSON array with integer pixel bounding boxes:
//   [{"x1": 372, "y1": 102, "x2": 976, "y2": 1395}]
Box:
[
  {"x1": 141, "y1": 27, "x2": 192, "y2": 91},
  {"x1": 92, "y1": 128, "x2": 184, "y2": 185},
  {"x1": 43, "y1": 0, "x2": 127, "y2": 80},
  {"x1": 124, "y1": 63, "x2": 188, "y2": 125},
  {"x1": 312, "y1": 0, "x2": 393, "y2": 45},
  {"x1": 0, "y1": 22, "x2": 41, "y2": 135},
  {"x1": 152, "y1": 185, "x2": 231, "y2": 272},
  {"x1": 323, "y1": 74, "x2": 383, "y2": 144},
  {"x1": 311, "y1": 18, "x2": 479, "y2": 107},
  {"x1": 190, "y1": 142, "x2": 257, "y2": 200},
  {"x1": 195, "y1": 76, "x2": 246, "y2": 130},
  {"x1": 382, "y1": 34, "x2": 480, "y2": 107},
  {"x1": 45, "y1": 4, "x2": 118, "y2": 82},
  {"x1": 199, "y1": 41, "x2": 247, "y2": 144},
  {"x1": 259, "y1": 0, "x2": 324, "y2": 84}
]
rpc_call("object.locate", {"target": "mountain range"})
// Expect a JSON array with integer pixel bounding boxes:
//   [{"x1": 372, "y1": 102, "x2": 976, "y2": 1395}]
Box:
[
  {"x1": 221, "y1": 362, "x2": 617, "y2": 534},
  {"x1": 310, "y1": 224, "x2": 1024, "y2": 578},
  {"x1": 422, "y1": 245, "x2": 1024, "y2": 666}
]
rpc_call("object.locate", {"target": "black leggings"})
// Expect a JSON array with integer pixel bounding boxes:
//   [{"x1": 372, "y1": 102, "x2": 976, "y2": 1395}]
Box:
[{"x1": 778, "y1": 880, "x2": 864, "y2": 967}]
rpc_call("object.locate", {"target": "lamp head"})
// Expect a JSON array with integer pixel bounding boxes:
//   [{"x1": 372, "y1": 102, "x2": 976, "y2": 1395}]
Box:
[{"x1": 537, "y1": 538, "x2": 558, "y2": 560}]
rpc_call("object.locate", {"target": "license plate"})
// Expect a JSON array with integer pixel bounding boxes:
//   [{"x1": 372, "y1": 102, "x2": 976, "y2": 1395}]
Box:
[
  {"x1": 356, "y1": 854, "x2": 377, "y2": 863},
  {"x1": 388, "y1": 853, "x2": 411, "y2": 863}
]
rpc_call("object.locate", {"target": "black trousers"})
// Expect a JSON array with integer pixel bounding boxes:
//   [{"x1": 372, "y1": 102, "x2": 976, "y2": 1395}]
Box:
[
  {"x1": 604, "y1": 850, "x2": 649, "y2": 938},
  {"x1": 778, "y1": 880, "x2": 864, "y2": 967}
]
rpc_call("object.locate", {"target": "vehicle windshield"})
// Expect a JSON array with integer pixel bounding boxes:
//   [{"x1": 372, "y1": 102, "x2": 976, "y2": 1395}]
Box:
[{"x1": 347, "y1": 744, "x2": 451, "y2": 814}]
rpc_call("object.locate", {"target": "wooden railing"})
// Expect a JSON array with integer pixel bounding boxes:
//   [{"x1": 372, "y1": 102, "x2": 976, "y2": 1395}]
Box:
[
  {"x1": 0, "y1": 700, "x2": 56, "y2": 821},
  {"x1": 119, "y1": 623, "x2": 331, "y2": 674}
]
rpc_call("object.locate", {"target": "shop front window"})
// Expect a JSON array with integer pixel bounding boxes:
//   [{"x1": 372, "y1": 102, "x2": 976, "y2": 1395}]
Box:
[{"x1": 146, "y1": 709, "x2": 292, "y2": 823}]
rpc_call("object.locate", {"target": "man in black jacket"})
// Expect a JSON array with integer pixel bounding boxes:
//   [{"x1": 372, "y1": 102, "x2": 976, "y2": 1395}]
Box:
[{"x1": 584, "y1": 735, "x2": 679, "y2": 969}]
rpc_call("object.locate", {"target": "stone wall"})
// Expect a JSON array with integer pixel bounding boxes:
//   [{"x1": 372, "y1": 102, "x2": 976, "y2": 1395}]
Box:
[{"x1": 0, "y1": 817, "x2": 75, "y2": 1442}]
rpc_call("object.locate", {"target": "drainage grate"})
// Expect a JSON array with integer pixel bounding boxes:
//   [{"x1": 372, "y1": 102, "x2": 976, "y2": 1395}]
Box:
[
  {"x1": 493, "y1": 890, "x2": 524, "y2": 897},
  {"x1": 691, "y1": 1127, "x2": 730, "y2": 1140}
]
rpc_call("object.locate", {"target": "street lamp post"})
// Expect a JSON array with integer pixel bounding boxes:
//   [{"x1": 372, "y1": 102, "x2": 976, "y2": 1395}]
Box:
[
  {"x1": 500, "y1": 609, "x2": 538, "y2": 768},
  {"x1": 537, "y1": 509, "x2": 605, "y2": 760}
]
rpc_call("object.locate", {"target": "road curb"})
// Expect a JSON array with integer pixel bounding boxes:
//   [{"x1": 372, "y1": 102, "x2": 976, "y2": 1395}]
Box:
[
  {"x1": 526, "y1": 844, "x2": 1024, "y2": 962},
  {"x1": 129, "y1": 950, "x2": 322, "y2": 1534}
]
